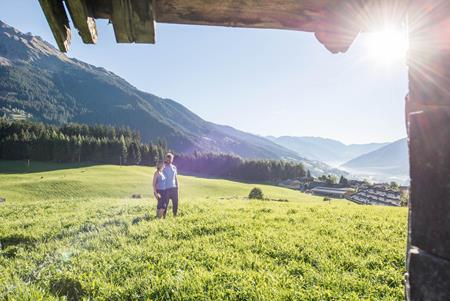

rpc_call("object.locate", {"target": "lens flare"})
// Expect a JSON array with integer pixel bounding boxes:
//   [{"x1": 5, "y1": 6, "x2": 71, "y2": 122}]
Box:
[{"x1": 365, "y1": 29, "x2": 409, "y2": 64}]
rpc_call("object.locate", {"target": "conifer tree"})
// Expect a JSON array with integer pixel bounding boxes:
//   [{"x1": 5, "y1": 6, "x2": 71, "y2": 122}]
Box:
[{"x1": 119, "y1": 135, "x2": 128, "y2": 165}]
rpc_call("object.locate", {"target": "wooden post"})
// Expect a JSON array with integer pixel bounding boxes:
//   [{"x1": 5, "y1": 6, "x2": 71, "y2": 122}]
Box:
[{"x1": 406, "y1": 0, "x2": 450, "y2": 300}]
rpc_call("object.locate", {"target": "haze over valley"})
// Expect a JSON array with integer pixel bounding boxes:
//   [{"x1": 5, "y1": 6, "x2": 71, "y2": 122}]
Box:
[{"x1": 0, "y1": 20, "x2": 408, "y2": 183}]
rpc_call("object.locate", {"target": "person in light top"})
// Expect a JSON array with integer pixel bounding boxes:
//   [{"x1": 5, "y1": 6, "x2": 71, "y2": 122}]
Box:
[
  {"x1": 162, "y1": 152, "x2": 179, "y2": 217},
  {"x1": 152, "y1": 161, "x2": 166, "y2": 219}
]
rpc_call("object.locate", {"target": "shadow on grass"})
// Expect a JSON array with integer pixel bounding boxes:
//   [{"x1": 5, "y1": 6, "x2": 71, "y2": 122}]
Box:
[
  {"x1": 0, "y1": 160, "x2": 96, "y2": 174},
  {"x1": 132, "y1": 213, "x2": 153, "y2": 225},
  {"x1": 0, "y1": 233, "x2": 37, "y2": 248},
  {"x1": 50, "y1": 276, "x2": 85, "y2": 301},
  {"x1": 0, "y1": 233, "x2": 37, "y2": 258}
]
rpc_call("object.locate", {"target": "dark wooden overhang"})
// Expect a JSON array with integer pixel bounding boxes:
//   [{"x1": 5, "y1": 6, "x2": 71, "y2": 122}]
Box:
[{"x1": 39, "y1": 0, "x2": 408, "y2": 54}]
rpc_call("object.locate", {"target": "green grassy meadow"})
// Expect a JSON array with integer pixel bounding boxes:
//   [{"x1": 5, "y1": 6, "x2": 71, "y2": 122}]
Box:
[{"x1": 0, "y1": 161, "x2": 407, "y2": 300}]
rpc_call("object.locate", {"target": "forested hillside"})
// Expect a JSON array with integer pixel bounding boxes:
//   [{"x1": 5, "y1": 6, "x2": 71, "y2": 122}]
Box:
[
  {"x1": 0, "y1": 20, "x2": 304, "y2": 162},
  {"x1": 0, "y1": 119, "x2": 306, "y2": 183},
  {"x1": 0, "y1": 119, "x2": 166, "y2": 165}
]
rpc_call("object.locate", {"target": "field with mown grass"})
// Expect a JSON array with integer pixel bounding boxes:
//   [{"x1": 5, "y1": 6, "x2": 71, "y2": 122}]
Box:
[{"x1": 0, "y1": 161, "x2": 407, "y2": 300}]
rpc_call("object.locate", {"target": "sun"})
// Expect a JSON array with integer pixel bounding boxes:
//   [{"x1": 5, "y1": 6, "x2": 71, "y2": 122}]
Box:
[{"x1": 364, "y1": 28, "x2": 409, "y2": 64}]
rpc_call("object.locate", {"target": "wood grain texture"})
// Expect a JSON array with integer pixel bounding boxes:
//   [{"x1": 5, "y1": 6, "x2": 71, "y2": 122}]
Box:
[
  {"x1": 38, "y1": 0, "x2": 71, "y2": 52},
  {"x1": 112, "y1": 0, "x2": 155, "y2": 43},
  {"x1": 92, "y1": 0, "x2": 113, "y2": 19},
  {"x1": 406, "y1": 1, "x2": 450, "y2": 299},
  {"x1": 41, "y1": 0, "x2": 408, "y2": 52},
  {"x1": 66, "y1": 0, "x2": 98, "y2": 44},
  {"x1": 154, "y1": 0, "x2": 331, "y2": 32}
]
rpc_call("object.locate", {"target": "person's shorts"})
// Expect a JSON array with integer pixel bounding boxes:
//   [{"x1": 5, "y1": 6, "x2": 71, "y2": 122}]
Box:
[
  {"x1": 156, "y1": 190, "x2": 166, "y2": 209},
  {"x1": 164, "y1": 187, "x2": 179, "y2": 202}
]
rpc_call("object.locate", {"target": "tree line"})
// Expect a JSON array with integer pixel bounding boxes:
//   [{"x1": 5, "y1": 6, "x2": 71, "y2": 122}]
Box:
[
  {"x1": 174, "y1": 152, "x2": 306, "y2": 182},
  {"x1": 0, "y1": 119, "x2": 167, "y2": 165},
  {"x1": 1, "y1": 119, "x2": 306, "y2": 183}
]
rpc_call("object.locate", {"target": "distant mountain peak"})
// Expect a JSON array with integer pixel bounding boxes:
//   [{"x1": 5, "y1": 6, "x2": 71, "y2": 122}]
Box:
[
  {"x1": 269, "y1": 135, "x2": 389, "y2": 166},
  {"x1": 341, "y1": 138, "x2": 409, "y2": 184},
  {"x1": 0, "y1": 19, "x2": 69, "y2": 63}
]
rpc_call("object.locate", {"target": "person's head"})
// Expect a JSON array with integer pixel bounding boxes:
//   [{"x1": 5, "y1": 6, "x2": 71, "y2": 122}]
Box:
[
  {"x1": 156, "y1": 161, "x2": 164, "y2": 171},
  {"x1": 164, "y1": 153, "x2": 174, "y2": 164}
]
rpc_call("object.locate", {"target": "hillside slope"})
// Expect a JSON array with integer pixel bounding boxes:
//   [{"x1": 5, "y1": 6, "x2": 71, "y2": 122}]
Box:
[
  {"x1": 0, "y1": 20, "x2": 313, "y2": 164},
  {"x1": 341, "y1": 138, "x2": 409, "y2": 183},
  {"x1": 0, "y1": 161, "x2": 406, "y2": 300},
  {"x1": 268, "y1": 136, "x2": 388, "y2": 166}
]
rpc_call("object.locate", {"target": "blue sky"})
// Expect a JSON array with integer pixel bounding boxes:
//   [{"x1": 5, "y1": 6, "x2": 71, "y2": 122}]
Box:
[{"x1": 0, "y1": 1, "x2": 408, "y2": 144}]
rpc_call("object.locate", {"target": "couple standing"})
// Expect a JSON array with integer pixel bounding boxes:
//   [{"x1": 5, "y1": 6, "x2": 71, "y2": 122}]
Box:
[{"x1": 152, "y1": 153, "x2": 179, "y2": 218}]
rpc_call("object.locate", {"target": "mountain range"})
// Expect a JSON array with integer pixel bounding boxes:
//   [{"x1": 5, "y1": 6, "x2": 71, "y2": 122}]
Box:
[
  {"x1": 0, "y1": 20, "x2": 409, "y2": 182},
  {"x1": 0, "y1": 20, "x2": 344, "y2": 176},
  {"x1": 268, "y1": 136, "x2": 409, "y2": 183},
  {"x1": 267, "y1": 136, "x2": 389, "y2": 166},
  {"x1": 341, "y1": 138, "x2": 409, "y2": 183}
]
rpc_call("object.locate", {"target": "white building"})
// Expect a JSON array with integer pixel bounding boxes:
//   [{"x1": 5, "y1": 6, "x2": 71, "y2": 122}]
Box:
[
  {"x1": 311, "y1": 187, "x2": 354, "y2": 198},
  {"x1": 347, "y1": 187, "x2": 401, "y2": 206}
]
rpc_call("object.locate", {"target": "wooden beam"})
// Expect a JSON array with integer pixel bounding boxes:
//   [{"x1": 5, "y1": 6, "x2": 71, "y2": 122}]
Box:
[
  {"x1": 313, "y1": 2, "x2": 361, "y2": 53},
  {"x1": 40, "y1": 0, "x2": 409, "y2": 51},
  {"x1": 65, "y1": 0, "x2": 98, "y2": 44},
  {"x1": 111, "y1": 0, "x2": 155, "y2": 43},
  {"x1": 154, "y1": 0, "x2": 408, "y2": 32},
  {"x1": 91, "y1": 0, "x2": 112, "y2": 19},
  {"x1": 38, "y1": 0, "x2": 71, "y2": 52},
  {"x1": 154, "y1": 0, "x2": 326, "y2": 32},
  {"x1": 406, "y1": 0, "x2": 450, "y2": 299}
]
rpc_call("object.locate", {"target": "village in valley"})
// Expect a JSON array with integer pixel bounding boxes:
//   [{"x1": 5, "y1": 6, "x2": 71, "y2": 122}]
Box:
[{"x1": 279, "y1": 173, "x2": 409, "y2": 207}]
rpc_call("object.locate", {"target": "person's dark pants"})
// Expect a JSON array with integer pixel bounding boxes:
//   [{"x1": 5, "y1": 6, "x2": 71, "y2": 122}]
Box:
[
  {"x1": 164, "y1": 187, "x2": 179, "y2": 216},
  {"x1": 156, "y1": 190, "x2": 166, "y2": 210}
]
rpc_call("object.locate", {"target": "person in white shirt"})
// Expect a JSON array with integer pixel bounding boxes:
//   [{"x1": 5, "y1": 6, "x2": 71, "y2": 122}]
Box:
[{"x1": 162, "y1": 153, "x2": 179, "y2": 217}]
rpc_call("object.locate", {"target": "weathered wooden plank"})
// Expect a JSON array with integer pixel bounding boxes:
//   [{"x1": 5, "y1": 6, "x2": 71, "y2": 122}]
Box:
[
  {"x1": 65, "y1": 0, "x2": 98, "y2": 44},
  {"x1": 152, "y1": 0, "x2": 406, "y2": 52},
  {"x1": 42, "y1": 0, "x2": 409, "y2": 50},
  {"x1": 91, "y1": 0, "x2": 112, "y2": 19},
  {"x1": 153, "y1": 0, "x2": 407, "y2": 31},
  {"x1": 408, "y1": 107, "x2": 450, "y2": 260},
  {"x1": 154, "y1": 0, "x2": 328, "y2": 32},
  {"x1": 112, "y1": 0, "x2": 132, "y2": 42},
  {"x1": 111, "y1": 0, "x2": 155, "y2": 43},
  {"x1": 130, "y1": 0, "x2": 155, "y2": 43},
  {"x1": 313, "y1": 2, "x2": 361, "y2": 53},
  {"x1": 407, "y1": 248, "x2": 450, "y2": 301},
  {"x1": 406, "y1": 1, "x2": 450, "y2": 300},
  {"x1": 38, "y1": 0, "x2": 71, "y2": 52}
]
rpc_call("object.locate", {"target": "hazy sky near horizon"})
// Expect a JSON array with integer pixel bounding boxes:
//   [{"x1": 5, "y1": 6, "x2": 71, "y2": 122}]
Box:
[{"x1": 1, "y1": 1, "x2": 408, "y2": 144}]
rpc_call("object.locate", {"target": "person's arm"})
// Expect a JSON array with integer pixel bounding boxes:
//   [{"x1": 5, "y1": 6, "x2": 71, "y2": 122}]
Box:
[
  {"x1": 152, "y1": 172, "x2": 160, "y2": 198},
  {"x1": 175, "y1": 166, "x2": 179, "y2": 188}
]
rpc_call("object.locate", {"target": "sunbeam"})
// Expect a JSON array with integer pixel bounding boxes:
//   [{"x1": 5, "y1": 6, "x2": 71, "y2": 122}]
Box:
[{"x1": 364, "y1": 28, "x2": 409, "y2": 65}]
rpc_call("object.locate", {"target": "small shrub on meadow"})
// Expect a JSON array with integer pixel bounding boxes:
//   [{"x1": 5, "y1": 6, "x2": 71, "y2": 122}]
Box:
[{"x1": 249, "y1": 187, "x2": 264, "y2": 200}]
